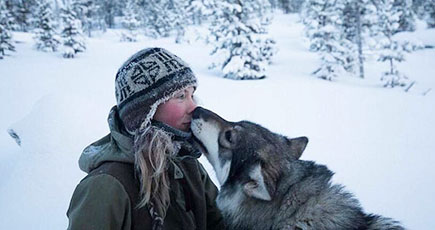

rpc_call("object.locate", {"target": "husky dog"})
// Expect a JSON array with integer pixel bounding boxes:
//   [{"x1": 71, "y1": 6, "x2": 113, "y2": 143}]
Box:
[{"x1": 191, "y1": 107, "x2": 404, "y2": 230}]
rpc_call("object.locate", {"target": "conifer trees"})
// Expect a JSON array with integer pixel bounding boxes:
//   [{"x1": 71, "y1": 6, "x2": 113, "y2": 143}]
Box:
[
  {"x1": 33, "y1": 0, "x2": 60, "y2": 52},
  {"x1": 302, "y1": 0, "x2": 354, "y2": 80},
  {"x1": 208, "y1": 0, "x2": 276, "y2": 80},
  {"x1": 301, "y1": 0, "x2": 417, "y2": 88},
  {"x1": 394, "y1": 0, "x2": 416, "y2": 33},
  {"x1": 423, "y1": 0, "x2": 435, "y2": 28},
  {"x1": 60, "y1": 5, "x2": 86, "y2": 58},
  {"x1": 120, "y1": 0, "x2": 140, "y2": 42},
  {"x1": 375, "y1": 0, "x2": 411, "y2": 87},
  {"x1": 0, "y1": 1, "x2": 15, "y2": 59}
]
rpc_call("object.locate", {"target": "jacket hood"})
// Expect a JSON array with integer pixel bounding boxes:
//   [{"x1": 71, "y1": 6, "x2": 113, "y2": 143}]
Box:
[{"x1": 79, "y1": 106, "x2": 135, "y2": 173}]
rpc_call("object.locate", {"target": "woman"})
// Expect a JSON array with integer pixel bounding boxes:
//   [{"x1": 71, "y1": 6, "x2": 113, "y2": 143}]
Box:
[{"x1": 67, "y1": 48, "x2": 224, "y2": 230}]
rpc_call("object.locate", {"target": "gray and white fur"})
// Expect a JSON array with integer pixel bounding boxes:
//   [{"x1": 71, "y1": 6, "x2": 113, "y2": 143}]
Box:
[{"x1": 191, "y1": 107, "x2": 404, "y2": 230}]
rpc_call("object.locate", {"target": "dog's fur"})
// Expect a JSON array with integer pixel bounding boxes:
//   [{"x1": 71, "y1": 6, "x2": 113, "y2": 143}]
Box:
[{"x1": 191, "y1": 107, "x2": 404, "y2": 230}]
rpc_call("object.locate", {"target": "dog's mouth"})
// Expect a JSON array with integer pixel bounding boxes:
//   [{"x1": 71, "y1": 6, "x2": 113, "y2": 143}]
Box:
[{"x1": 191, "y1": 134, "x2": 209, "y2": 155}]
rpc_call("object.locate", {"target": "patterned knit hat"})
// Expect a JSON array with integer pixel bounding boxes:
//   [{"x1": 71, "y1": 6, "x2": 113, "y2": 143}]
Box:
[{"x1": 115, "y1": 47, "x2": 197, "y2": 134}]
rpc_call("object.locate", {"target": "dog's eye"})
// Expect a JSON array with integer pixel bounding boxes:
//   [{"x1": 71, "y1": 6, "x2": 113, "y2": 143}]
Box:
[
  {"x1": 246, "y1": 180, "x2": 258, "y2": 188},
  {"x1": 219, "y1": 128, "x2": 237, "y2": 148},
  {"x1": 225, "y1": 130, "x2": 233, "y2": 143}
]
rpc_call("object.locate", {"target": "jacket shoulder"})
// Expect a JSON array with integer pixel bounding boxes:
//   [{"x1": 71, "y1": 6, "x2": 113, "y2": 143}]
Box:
[
  {"x1": 84, "y1": 162, "x2": 152, "y2": 230},
  {"x1": 67, "y1": 174, "x2": 132, "y2": 230}
]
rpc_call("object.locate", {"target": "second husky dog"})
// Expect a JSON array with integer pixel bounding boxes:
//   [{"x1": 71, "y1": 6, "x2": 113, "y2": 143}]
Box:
[{"x1": 191, "y1": 107, "x2": 404, "y2": 230}]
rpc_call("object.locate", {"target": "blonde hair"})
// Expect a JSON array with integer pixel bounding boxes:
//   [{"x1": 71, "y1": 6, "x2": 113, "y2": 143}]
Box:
[
  {"x1": 129, "y1": 85, "x2": 198, "y2": 218},
  {"x1": 133, "y1": 126, "x2": 177, "y2": 218}
]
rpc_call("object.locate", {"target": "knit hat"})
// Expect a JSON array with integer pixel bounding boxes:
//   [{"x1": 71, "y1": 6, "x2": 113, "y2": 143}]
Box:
[{"x1": 115, "y1": 47, "x2": 197, "y2": 134}]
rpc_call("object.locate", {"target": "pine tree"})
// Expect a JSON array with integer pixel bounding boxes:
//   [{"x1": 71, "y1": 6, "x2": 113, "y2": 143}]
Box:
[
  {"x1": 8, "y1": 0, "x2": 37, "y2": 32},
  {"x1": 137, "y1": 0, "x2": 190, "y2": 41},
  {"x1": 88, "y1": 0, "x2": 107, "y2": 33},
  {"x1": 340, "y1": 0, "x2": 379, "y2": 79},
  {"x1": 3, "y1": 0, "x2": 19, "y2": 31},
  {"x1": 283, "y1": 0, "x2": 306, "y2": 13},
  {"x1": 423, "y1": 0, "x2": 435, "y2": 28},
  {"x1": 33, "y1": 0, "x2": 60, "y2": 52},
  {"x1": 60, "y1": 5, "x2": 86, "y2": 58},
  {"x1": 187, "y1": 0, "x2": 211, "y2": 25},
  {"x1": 120, "y1": 0, "x2": 140, "y2": 42},
  {"x1": 73, "y1": 0, "x2": 116, "y2": 34},
  {"x1": 375, "y1": 0, "x2": 411, "y2": 87},
  {"x1": 274, "y1": 0, "x2": 305, "y2": 13},
  {"x1": 302, "y1": 0, "x2": 355, "y2": 80},
  {"x1": 393, "y1": 0, "x2": 416, "y2": 33},
  {"x1": 0, "y1": 1, "x2": 15, "y2": 59},
  {"x1": 412, "y1": 0, "x2": 426, "y2": 19},
  {"x1": 169, "y1": 0, "x2": 191, "y2": 43},
  {"x1": 208, "y1": 0, "x2": 276, "y2": 80},
  {"x1": 91, "y1": 0, "x2": 123, "y2": 29},
  {"x1": 71, "y1": 0, "x2": 95, "y2": 37},
  {"x1": 137, "y1": 0, "x2": 166, "y2": 38},
  {"x1": 341, "y1": 0, "x2": 361, "y2": 77}
]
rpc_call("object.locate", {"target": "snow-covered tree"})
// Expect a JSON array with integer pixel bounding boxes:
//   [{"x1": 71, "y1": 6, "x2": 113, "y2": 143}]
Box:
[
  {"x1": 340, "y1": 0, "x2": 379, "y2": 79},
  {"x1": 277, "y1": 0, "x2": 306, "y2": 13},
  {"x1": 171, "y1": 1, "x2": 192, "y2": 43},
  {"x1": 302, "y1": 0, "x2": 355, "y2": 80},
  {"x1": 393, "y1": 0, "x2": 416, "y2": 33},
  {"x1": 136, "y1": 0, "x2": 190, "y2": 41},
  {"x1": 184, "y1": 0, "x2": 206, "y2": 25},
  {"x1": 375, "y1": 0, "x2": 411, "y2": 87},
  {"x1": 60, "y1": 5, "x2": 86, "y2": 58},
  {"x1": 411, "y1": 0, "x2": 427, "y2": 20},
  {"x1": 6, "y1": 0, "x2": 37, "y2": 32},
  {"x1": 422, "y1": 0, "x2": 435, "y2": 28},
  {"x1": 208, "y1": 0, "x2": 276, "y2": 80},
  {"x1": 33, "y1": 0, "x2": 60, "y2": 52},
  {"x1": 71, "y1": 0, "x2": 96, "y2": 37},
  {"x1": 71, "y1": 0, "x2": 118, "y2": 34},
  {"x1": 120, "y1": 0, "x2": 140, "y2": 42},
  {"x1": 138, "y1": 1, "x2": 166, "y2": 38},
  {"x1": 0, "y1": 1, "x2": 15, "y2": 59},
  {"x1": 92, "y1": 0, "x2": 123, "y2": 29},
  {"x1": 260, "y1": 38, "x2": 278, "y2": 65},
  {"x1": 3, "y1": 1, "x2": 19, "y2": 31}
]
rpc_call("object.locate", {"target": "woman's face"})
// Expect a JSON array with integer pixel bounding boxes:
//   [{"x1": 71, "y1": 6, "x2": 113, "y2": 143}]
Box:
[{"x1": 154, "y1": 86, "x2": 197, "y2": 131}]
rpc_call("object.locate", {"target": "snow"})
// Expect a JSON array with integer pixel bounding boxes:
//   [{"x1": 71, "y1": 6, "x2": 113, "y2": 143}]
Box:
[{"x1": 1, "y1": 13, "x2": 434, "y2": 229}]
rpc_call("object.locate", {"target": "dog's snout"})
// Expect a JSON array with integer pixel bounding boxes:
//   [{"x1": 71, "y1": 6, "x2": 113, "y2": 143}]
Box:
[
  {"x1": 193, "y1": 107, "x2": 230, "y2": 129},
  {"x1": 192, "y1": 107, "x2": 206, "y2": 120},
  {"x1": 193, "y1": 106, "x2": 216, "y2": 121}
]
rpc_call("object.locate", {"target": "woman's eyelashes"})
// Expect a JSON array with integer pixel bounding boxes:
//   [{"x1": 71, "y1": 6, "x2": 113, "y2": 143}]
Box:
[{"x1": 176, "y1": 92, "x2": 186, "y2": 99}]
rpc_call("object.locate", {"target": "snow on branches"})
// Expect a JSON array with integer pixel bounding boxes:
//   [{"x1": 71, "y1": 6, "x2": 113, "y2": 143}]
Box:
[
  {"x1": 302, "y1": 0, "x2": 355, "y2": 80},
  {"x1": 33, "y1": 0, "x2": 60, "y2": 52},
  {"x1": 208, "y1": 0, "x2": 276, "y2": 80},
  {"x1": 0, "y1": 0, "x2": 16, "y2": 59},
  {"x1": 374, "y1": 0, "x2": 412, "y2": 88},
  {"x1": 60, "y1": 5, "x2": 86, "y2": 58}
]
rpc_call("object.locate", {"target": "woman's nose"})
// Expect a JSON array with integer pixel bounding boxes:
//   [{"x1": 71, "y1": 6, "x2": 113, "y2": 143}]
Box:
[{"x1": 187, "y1": 97, "x2": 197, "y2": 114}]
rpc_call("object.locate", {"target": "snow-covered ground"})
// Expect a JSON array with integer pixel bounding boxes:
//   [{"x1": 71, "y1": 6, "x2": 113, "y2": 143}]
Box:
[{"x1": 1, "y1": 14, "x2": 434, "y2": 229}]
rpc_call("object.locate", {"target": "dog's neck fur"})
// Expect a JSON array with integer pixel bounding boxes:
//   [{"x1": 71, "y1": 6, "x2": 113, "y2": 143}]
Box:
[{"x1": 218, "y1": 160, "x2": 334, "y2": 230}]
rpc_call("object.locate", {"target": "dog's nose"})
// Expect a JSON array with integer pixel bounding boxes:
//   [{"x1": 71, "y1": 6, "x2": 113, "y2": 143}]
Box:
[
  {"x1": 192, "y1": 106, "x2": 205, "y2": 119},
  {"x1": 193, "y1": 107, "x2": 229, "y2": 124},
  {"x1": 193, "y1": 107, "x2": 219, "y2": 121}
]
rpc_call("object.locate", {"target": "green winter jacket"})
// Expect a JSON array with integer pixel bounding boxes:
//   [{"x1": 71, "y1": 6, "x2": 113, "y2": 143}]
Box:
[{"x1": 67, "y1": 107, "x2": 224, "y2": 230}]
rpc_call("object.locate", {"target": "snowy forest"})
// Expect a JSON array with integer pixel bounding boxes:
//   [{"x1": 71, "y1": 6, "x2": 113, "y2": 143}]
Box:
[{"x1": 1, "y1": 0, "x2": 434, "y2": 88}]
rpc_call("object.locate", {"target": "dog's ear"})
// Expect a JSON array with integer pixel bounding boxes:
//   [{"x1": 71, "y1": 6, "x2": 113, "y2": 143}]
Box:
[
  {"x1": 243, "y1": 164, "x2": 272, "y2": 201},
  {"x1": 287, "y1": 136, "x2": 309, "y2": 159}
]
